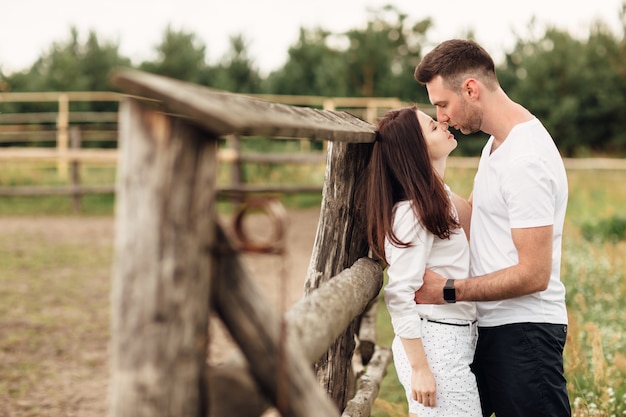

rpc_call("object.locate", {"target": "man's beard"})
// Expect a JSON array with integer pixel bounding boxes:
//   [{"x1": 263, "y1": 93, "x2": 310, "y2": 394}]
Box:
[{"x1": 457, "y1": 103, "x2": 482, "y2": 135}]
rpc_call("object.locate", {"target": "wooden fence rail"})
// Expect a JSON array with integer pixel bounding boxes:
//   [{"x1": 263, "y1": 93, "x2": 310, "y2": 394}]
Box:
[
  {"x1": 0, "y1": 90, "x2": 428, "y2": 209},
  {"x1": 107, "y1": 68, "x2": 395, "y2": 417},
  {"x1": 2, "y1": 91, "x2": 626, "y2": 213}
]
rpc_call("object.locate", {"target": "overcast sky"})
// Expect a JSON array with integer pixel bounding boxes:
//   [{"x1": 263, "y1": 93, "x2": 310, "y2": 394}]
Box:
[{"x1": 1, "y1": 0, "x2": 623, "y2": 76}]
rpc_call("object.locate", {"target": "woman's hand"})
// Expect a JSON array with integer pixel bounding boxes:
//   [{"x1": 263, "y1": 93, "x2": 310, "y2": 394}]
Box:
[{"x1": 411, "y1": 366, "x2": 437, "y2": 407}]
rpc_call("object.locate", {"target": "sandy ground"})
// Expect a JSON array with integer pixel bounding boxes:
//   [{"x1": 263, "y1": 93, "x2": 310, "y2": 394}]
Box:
[{"x1": 0, "y1": 207, "x2": 321, "y2": 417}]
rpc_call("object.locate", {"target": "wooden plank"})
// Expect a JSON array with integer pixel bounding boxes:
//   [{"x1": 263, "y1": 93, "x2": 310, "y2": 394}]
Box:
[
  {"x1": 212, "y1": 224, "x2": 342, "y2": 417},
  {"x1": 250, "y1": 94, "x2": 408, "y2": 108},
  {"x1": 79, "y1": 131, "x2": 118, "y2": 141},
  {"x1": 0, "y1": 112, "x2": 118, "y2": 124},
  {"x1": 0, "y1": 131, "x2": 117, "y2": 143},
  {"x1": 0, "y1": 186, "x2": 115, "y2": 196},
  {"x1": 0, "y1": 148, "x2": 318, "y2": 165},
  {"x1": 0, "y1": 132, "x2": 57, "y2": 142},
  {"x1": 109, "y1": 98, "x2": 217, "y2": 417},
  {"x1": 110, "y1": 69, "x2": 376, "y2": 143},
  {"x1": 209, "y1": 255, "x2": 383, "y2": 417},
  {"x1": 0, "y1": 91, "x2": 122, "y2": 102},
  {"x1": 0, "y1": 185, "x2": 321, "y2": 197},
  {"x1": 0, "y1": 148, "x2": 118, "y2": 162},
  {"x1": 217, "y1": 150, "x2": 326, "y2": 164}
]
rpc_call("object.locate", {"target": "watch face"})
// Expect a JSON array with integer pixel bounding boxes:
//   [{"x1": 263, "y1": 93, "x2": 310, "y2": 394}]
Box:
[{"x1": 444, "y1": 279, "x2": 455, "y2": 302}]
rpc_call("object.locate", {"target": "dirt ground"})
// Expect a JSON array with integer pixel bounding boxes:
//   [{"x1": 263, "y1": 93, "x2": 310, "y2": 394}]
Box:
[{"x1": 0, "y1": 207, "x2": 321, "y2": 417}]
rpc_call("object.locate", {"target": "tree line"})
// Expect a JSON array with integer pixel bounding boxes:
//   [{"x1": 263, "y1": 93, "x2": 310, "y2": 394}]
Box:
[{"x1": 1, "y1": 3, "x2": 625, "y2": 156}]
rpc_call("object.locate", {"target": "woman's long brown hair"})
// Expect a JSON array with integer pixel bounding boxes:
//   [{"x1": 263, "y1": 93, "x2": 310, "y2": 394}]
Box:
[{"x1": 362, "y1": 105, "x2": 459, "y2": 265}]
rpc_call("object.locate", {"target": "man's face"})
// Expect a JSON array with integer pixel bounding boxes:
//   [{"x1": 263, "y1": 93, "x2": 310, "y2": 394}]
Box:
[{"x1": 426, "y1": 75, "x2": 482, "y2": 135}]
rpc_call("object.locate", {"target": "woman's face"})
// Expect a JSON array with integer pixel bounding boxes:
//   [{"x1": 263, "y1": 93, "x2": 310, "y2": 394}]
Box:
[{"x1": 416, "y1": 110, "x2": 458, "y2": 162}]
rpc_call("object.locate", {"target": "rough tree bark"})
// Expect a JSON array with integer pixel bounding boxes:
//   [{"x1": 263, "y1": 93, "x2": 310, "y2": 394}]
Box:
[
  {"x1": 109, "y1": 99, "x2": 217, "y2": 417},
  {"x1": 304, "y1": 140, "x2": 374, "y2": 410}
]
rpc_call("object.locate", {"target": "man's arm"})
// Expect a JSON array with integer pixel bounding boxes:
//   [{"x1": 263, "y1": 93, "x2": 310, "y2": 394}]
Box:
[{"x1": 414, "y1": 225, "x2": 553, "y2": 304}]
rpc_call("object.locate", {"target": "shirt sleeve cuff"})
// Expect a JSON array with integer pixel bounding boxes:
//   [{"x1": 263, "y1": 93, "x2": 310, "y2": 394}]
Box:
[{"x1": 391, "y1": 315, "x2": 423, "y2": 339}]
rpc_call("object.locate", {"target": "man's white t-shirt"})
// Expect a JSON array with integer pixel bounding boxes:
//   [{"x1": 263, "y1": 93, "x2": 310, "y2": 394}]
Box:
[{"x1": 470, "y1": 118, "x2": 568, "y2": 327}]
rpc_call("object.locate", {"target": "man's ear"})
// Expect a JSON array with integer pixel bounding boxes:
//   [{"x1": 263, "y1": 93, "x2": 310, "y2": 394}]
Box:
[{"x1": 464, "y1": 79, "x2": 479, "y2": 100}]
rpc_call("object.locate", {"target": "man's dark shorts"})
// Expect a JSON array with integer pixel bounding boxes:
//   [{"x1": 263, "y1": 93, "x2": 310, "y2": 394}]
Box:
[{"x1": 471, "y1": 322, "x2": 571, "y2": 417}]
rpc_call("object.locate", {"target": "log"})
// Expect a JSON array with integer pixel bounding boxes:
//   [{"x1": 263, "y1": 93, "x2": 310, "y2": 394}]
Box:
[
  {"x1": 209, "y1": 251, "x2": 383, "y2": 417},
  {"x1": 284, "y1": 257, "x2": 383, "y2": 363},
  {"x1": 341, "y1": 346, "x2": 393, "y2": 417},
  {"x1": 207, "y1": 360, "x2": 269, "y2": 417},
  {"x1": 109, "y1": 98, "x2": 217, "y2": 417},
  {"x1": 305, "y1": 140, "x2": 374, "y2": 409},
  {"x1": 213, "y1": 224, "x2": 341, "y2": 417},
  {"x1": 357, "y1": 299, "x2": 379, "y2": 366}
]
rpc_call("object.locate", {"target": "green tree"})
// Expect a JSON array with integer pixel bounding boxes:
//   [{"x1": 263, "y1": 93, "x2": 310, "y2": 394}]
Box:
[
  {"x1": 208, "y1": 34, "x2": 262, "y2": 93},
  {"x1": 6, "y1": 27, "x2": 129, "y2": 93},
  {"x1": 265, "y1": 4, "x2": 432, "y2": 101},
  {"x1": 1, "y1": 27, "x2": 130, "y2": 112},
  {"x1": 139, "y1": 25, "x2": 209, "y2": 84},
  {"x1": 265, "y1": 28, "x2": 349, "y2": 96},
  {"x1": 500, "y1": 22, "x2": 626, "y2": 156},
  {"x1": 342, "y1": 4, "x2": 431, "y2": 100}
]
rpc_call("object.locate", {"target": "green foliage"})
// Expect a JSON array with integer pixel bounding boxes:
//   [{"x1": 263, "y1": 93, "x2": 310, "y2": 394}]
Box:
[
  {"x1": 3, "y1": 3, "x2": 626, "y2": 153},
  {"x1": 342, "y1": 5, "x2": 431, "y2": 100},
  {"x1": 138, "y1": 25, "x2": 209, "y2": 85},
  {"x1": 581, "y1": 215, "x2": 626, "y2": 243},
  {"x1": 560, "y1": 234, "x2": 626, "y2": 416},
  {"x1": 208, "y1": 34, "x2": 263, "y2": 93},
  {"x1": 266, "y1": 5, "x2": 432, "y2": 100},
  {"x1": 6, "y1": 27, "x2": 130, "y2": 96},
  {"x1": 265, "y1": 27, "x2": 350, "y2": 96},
  {"x1": 498, "y1": 20, "x2": 626, "y2": 156}
]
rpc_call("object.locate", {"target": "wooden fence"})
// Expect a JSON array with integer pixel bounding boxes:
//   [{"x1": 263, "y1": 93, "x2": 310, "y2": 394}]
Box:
[
  {"x1": 105, "y1": 68, "x2": 392, "y2": 417},
  {"x1": 0, "y1": 91, "x2": 425, "y2": 210},
  {"x1": 2, "y1": 90, "x2": 626, "y2": 212}
]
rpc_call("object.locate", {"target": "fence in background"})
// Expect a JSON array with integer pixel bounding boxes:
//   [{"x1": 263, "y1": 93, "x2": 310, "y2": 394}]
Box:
[
  {"x1": 1, "y1": 91, "x2": 626, "y2": 212},
  {"x1": 0, "y1": 91, "x2": 425, "y2": 211}
]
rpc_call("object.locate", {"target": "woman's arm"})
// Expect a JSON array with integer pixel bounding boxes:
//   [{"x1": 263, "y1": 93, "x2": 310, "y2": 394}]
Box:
[{"x1": 400, "y1": 337, "x2": 436, "y2": 407}]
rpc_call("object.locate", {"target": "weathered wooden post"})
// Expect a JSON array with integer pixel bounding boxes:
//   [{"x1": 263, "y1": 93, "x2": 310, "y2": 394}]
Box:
[
  {"x1": 69, "y1": 126, "x2": 81, "y2": 213},
  {"x1": 109, "y1": 95, "x2": 218, "y2": 417},
  {"x1": 108, "y1": 68, "x2": 388, "y2": 416},
  {"x1": 305, "y1": 137, "x2": 375, "y2": 410}
]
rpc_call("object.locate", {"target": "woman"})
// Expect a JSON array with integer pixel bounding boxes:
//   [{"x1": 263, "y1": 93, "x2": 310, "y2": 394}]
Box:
[{"x1": 361, "y1": 105, "x2": 480, "y2": 416}]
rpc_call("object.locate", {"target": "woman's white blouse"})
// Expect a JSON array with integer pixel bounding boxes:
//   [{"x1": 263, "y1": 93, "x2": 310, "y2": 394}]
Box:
[{"x1": 383, "y1": 197, "x2": 476, "y2": 339}]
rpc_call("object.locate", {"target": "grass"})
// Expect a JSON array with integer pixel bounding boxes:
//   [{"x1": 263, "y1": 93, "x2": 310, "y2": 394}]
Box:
[
  {"x1": 0, "y1": 219, "x2": 112, "y2": 415},
  {"x1": 1, "y1": 158, "x2": 625, "y2": 416}
]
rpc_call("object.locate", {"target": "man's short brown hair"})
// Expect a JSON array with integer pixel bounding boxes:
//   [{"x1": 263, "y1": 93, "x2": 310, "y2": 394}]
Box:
[{"x1": 414, "y1": 39, "x2": 498, "y2": 91}]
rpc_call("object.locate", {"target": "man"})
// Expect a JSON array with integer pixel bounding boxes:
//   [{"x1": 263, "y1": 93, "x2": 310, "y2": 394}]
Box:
[{"x1": 413, "y1": 39, "x2": 571, "y2": 417}]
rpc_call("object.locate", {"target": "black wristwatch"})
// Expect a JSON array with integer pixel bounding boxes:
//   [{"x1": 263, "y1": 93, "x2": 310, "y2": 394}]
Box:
[{"x1": 443, "y1": 279, "x2": 456, "y2": 303}]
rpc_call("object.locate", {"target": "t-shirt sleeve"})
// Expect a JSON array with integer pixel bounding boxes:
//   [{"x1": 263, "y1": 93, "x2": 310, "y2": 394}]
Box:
[{"x1": 502, "y1": 155, "x2": 556, "y2": 228}]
